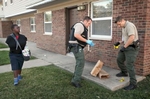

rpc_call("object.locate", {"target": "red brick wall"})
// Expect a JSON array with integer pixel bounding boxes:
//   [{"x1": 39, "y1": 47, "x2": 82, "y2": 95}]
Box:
[
  {"x1": 113, "y1": 0, "x2": 148, "y2": 76},
  {"x1": 144, "y1": 0, "x2": 150, "y2": 76},
  {"x1": 85, "y1": 0, "x2": 149, "y2": 76},
  {"x1": 21, "y1": 18, "x2": 37, "y2": 42},
  {"x1": 0, "y1": 21, "x2": 13, "y2": 38},
  {"x1": 0, "y1": 21, "x2": 2, "y2": 37},
  {"x1": 76, "y1": 5, "x2": 88, "y2": 21},
  {"x1": 35, "y1": 9, "x2": 67, "y2": 54}
]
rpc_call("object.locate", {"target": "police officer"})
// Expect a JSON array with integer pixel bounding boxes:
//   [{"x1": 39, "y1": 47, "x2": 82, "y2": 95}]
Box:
[
  {"x1": 69, "y1": 16, "x2": 94, "y2": 88},
  {"x1": 114, "y1": 16, "x2": 139, "y2": 90}
]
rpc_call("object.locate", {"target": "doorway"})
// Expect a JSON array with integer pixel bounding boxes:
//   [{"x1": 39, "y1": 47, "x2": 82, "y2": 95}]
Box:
[{"x1": 66, "y1": 7, "x2": 78, "y2": 55}]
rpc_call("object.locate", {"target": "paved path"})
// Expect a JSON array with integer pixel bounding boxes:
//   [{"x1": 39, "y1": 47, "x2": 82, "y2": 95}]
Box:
[
  {"x1": 0, "y1": 48, "x2": 9, "y2": 51},
  {"x1": 0, "y1": 38, "x2": 146, "y2": 91}
]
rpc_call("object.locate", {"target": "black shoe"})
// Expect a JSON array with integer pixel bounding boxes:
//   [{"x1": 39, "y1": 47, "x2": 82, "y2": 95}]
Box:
[
  {"x1": 124, "y1": 84, "x2": 137, "y2": 90},
  {"x1": 71, "y1": 82, "x2": 82, "y2": 88},
  {"x1": 116, "y1": 72, "x2": 128, "y2": 77}
]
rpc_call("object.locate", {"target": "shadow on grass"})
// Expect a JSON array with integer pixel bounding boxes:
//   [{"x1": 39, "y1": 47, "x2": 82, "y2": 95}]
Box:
[{"x1": 0, "y1": 65, "x2": 150, "y2": 99}]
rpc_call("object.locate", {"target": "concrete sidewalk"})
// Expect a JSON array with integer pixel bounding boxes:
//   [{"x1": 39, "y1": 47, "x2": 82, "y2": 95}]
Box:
[{"x1": 0, "y1": 38, "x2": 146, "y2": 91}]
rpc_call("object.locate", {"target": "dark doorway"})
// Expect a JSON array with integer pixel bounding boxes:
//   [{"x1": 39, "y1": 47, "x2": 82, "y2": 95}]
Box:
[{"x1": 65, "y1": 7, "x2": 78, "y2": 53}]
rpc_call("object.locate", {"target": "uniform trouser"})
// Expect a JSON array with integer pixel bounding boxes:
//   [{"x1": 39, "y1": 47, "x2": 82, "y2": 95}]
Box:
[
  {"x1": 71, "y1": 46, "x2": 85, "y2": 84},
  {"x1": 117, "y1": 46, "x2": 139, "y2": 85}
]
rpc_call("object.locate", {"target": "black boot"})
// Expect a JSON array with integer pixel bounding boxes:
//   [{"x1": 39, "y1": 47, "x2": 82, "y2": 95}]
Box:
[
  {"x1": 71, "y1": 82, "x2": 82, "y2": 88},
  {"x1": 124, "y1": 84, "x2": 137, "y2": 90},
  {"x1": 116, "y1": 72, "x2": 128, "y2": 77}
]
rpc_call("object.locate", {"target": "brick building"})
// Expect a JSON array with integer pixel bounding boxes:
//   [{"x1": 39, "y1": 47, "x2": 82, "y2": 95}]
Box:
[{"x1": 0, "y1": 0, "x2": 150, "y2": 76}]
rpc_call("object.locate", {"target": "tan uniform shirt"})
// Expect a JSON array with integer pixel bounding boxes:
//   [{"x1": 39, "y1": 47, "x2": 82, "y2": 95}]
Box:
[
  {"x1": 69, "y1": 22, "x2": 84, "y2": 44},
  {"x1": 122, "y1": 21, "x2": 138, "y2": 44},
  {"x1": 74, "y1": 22, "x2": 84, "y2": 35}
]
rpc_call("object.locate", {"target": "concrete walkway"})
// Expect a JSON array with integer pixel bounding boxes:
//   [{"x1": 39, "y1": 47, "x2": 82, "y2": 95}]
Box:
[{"x1": 0, "y1": 38, "x2": 146, "y2": 91}]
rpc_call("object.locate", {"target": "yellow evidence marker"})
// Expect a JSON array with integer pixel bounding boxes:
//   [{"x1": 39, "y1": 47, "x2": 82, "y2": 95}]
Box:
[{"x1": 120, "y1": 77, "x2": 125, "y2": 82}]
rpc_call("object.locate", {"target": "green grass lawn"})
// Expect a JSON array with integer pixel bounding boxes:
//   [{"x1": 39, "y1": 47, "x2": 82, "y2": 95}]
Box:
[
  {"x1": 0, "y1": 51, "x2": 37, "y2": 66},
  {"x1": 0, "y1": 42, "x2": 8, "y2": 48},
  {"x1": 0, "y1": 65, "x2": 150, "y2": 99},
  {"x1": 0, "y1": 51, "x2": 10, "y2": 65}
]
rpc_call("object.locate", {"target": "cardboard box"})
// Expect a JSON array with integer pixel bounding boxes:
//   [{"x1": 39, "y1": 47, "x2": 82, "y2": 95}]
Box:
[
  {"x1": 90, "y1": 60, "x2": 103, "y2": 77},
  {"x1": 98, "y1": 69, "x2": 109, "y2": 79},
  {"x1": 91, "y1": 60, "x2": 109, "y2": 79}
]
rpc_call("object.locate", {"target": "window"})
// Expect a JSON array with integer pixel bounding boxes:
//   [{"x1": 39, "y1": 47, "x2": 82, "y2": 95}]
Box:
[
  {"x1": 30, "y1": 17, "x2": 36, "y2": 32},
  {"x1": 10, "y1": 0, "x2": 13, "y2": 4},
  {"x1": 44, "y1": 11, "x2": 52, "y2": 34},
  {"x1": 16, "y1": 19, "x2": 21, "y2": 26},
  {"x1": 16, "y1": 19, "x2": 21, "y2": 32},
  {"x1": 5, "y1": 0, "x2": 7, "y2": 6},
  {"x1": 90, "y1": 0, "x2": 113, "y2": 40}
]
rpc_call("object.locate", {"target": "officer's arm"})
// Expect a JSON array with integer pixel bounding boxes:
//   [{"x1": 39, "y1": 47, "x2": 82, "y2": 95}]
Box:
[
  {"x1": 74, "y1": 33, "x2": 87, "y2": 42},
  {"x1": 124, "y1": 34, "x2": 135, "y2": 48}
]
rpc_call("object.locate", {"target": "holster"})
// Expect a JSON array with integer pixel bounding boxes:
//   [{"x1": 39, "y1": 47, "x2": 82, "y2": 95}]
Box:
[
  {"x1": 128, "y1": 40, "x2": 140, "y2": 49},
  {"x1": 68, "y1": 43, "x2": 79, "y2": 53},
  {"x1": 133, "y1": 40, "x2": 140, "y2": 48}
]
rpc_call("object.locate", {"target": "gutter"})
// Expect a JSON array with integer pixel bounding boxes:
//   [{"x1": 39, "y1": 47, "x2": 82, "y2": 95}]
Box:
[
  {"x1": 5, "y1": 9, "x2": 36, "y2": 18},
  {"x1": 26, "y1": 0, "x2": 55, "y2": 9}
]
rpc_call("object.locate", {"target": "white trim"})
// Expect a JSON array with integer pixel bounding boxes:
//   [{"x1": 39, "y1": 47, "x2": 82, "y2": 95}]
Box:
[
  {"x1": 31, "y1": 31, "x2": 36, "y2": 33},
  {"x1": 30, "y1": 17, "x2": 36, "y2": 32},
  {"x1": 5, "y1": 9, "x2": 36, "y2": 18},
  {"x1": 90, "y1": 0, "x2": 113, "y2": 41},
  {"x1": 43, "y1": 33, "x2": 52, "y2": 36},
  {"x1": 89, "y1": 35, "x2": 112, "y2": 41},
  {"x1": 26, "y1": 0, "x2": 55, "y2": 9},
  {"x1": 92, "y1": 17, "x2": 112, "y2": 21},
  {"x1": 45, "y1": 22, "x2": 52, "y2": 23},
  {"x1": 44, "y1": 11, "x2": 52, "y2": 34},
  {"x1": 16, "y1": 19, "x2": 21, "y2": 32}
]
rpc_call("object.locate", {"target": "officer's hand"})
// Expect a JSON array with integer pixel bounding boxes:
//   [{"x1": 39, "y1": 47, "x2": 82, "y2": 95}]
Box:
[
  {"x1": 120, "y1": 47, "x2": 126, "y2": 52},
  {"x1": 86, "y1": 40, "x2": 95, "y2": 47},
  {"x1": 114, "y1": 42, "x2": 120, "y2": 49}
]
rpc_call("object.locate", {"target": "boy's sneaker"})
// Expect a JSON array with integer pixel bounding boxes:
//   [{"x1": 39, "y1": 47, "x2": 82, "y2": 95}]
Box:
[
  {"x1": 18, "y1": 75, "x2": 22, "y2": 81},
  {"x1": 14, "y1": 78, "x2": 18, "y2": 86}
]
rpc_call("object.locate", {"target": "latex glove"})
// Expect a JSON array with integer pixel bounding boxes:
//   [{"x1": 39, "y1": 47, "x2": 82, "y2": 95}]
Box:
[
  {"x1": 86, "y1": 40, "x2": 95, "y2": 47},
  {"x1": 114, "y1": 42, "x2": 120, "y2": 49},
  {"x1": 120, "y1": 47, "x2": 126, "y2": 52}
]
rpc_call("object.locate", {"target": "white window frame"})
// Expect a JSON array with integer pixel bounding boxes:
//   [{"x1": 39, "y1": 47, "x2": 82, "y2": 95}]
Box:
[
  {"x1": 16, "y1": 19, "x2": 21, "y2": 26},
  {"x1": 5, "y1": 0, "x2": 7, "y2": 6},
  {"x1": 90, "y1": 0, "x2": 113, "y2": 41},
  {"x1": 44, "y1": 11, "x2": 52, "y2": 35},
  {"x1": 16, "y1": 19, "x2": 21, "y2": 32},
  {"x1": 30, "y1": 17, "x2": 36, "y2": 32}
]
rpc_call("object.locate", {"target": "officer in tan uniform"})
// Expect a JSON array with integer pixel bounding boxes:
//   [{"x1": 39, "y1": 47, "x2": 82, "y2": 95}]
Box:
[{"x1": 114, "y1": 16, "x2": 139, "y2": 90}]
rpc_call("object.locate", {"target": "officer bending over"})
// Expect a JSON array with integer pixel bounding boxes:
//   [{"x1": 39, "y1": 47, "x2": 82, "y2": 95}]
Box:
[{"x1": 69, "y1": 16, "x2": 94, "y2": 88}]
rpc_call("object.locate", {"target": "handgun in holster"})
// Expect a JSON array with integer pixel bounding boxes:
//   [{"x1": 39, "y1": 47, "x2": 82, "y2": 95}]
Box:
[
  {"x1": 133, "y1": 40, "x2": 140, "y2": 48},
  {"x1": 67, "y1": 43, "x2": 79, "y2": 53}
]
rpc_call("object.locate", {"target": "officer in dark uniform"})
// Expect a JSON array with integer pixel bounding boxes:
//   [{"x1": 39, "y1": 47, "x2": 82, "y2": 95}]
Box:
[{"x1": 68, "y1": 16, "x2": 94, "y2": 88}]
